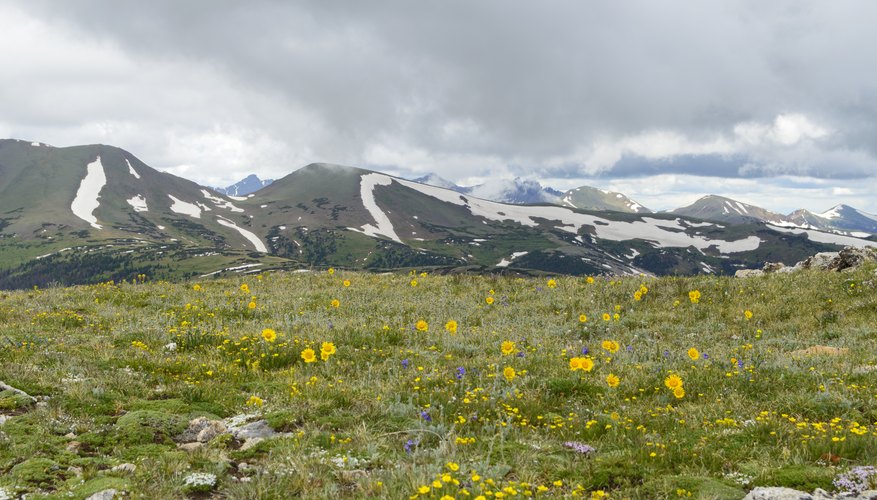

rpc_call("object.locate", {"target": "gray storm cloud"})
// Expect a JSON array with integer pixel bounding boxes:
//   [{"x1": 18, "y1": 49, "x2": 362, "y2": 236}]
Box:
[{"x1": 2, "y1": 0, "x2": 877, "y2": 210}]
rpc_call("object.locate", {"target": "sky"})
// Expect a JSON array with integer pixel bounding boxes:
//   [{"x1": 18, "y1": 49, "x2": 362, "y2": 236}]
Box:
[{"x1": 1, "y1": 1, "x2": 876, "y2": 214}]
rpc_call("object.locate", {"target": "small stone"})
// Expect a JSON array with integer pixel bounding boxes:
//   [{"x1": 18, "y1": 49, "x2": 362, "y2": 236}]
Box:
[
  {"x1": 178, "y1": 442, "x2": 204, "y2": 452},
  {"x1": 86, "y1": 489, "x2": 118, "y2": 500},
  {"x1": 64, "y1": 432, "x2": 77, "y2": 439},
  {"x1": 735, "y1": 269, "x2": 764, "y2": 278},
  {"x1": 111, "y1": 463, "x2": 136, "y2": 473},
  {"x1": 231, "y1": 420, "x2": 276, "y2": 441},
  {"x1": 762, "y1": 262, "x2": 786, "y2": 273},
  {"x1": 196, "y1": 420, "x2": 227, "y2": 442},
  {"x1": 0, "y1": 415, "x2": 9, "y2": 426},
  {"x1": 67, "y1": 465, "x2": 84, "y2": 476},
  {"x1": 66, "y1": 441, "x2": 82, "y2": 453},
  {"x1": 742, "y1": 487, "x2": 813, "y2": 500},
  {"x1": 178, "y1": 416, "x2": 225, "y2": 443},
  {"x1": 240, "y1": 437, "x2": 265, "y2": 451}
]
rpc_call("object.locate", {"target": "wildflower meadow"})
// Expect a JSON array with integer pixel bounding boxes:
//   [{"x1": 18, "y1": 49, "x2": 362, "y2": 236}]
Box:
[{"x1": 0, "y1": 264, "x2": 876, "y2": 498}]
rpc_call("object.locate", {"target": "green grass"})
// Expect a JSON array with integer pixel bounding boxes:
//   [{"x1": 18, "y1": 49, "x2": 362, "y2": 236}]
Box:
[{"x1": 0, "y1": 266, "x2": 876, "y2": 498}]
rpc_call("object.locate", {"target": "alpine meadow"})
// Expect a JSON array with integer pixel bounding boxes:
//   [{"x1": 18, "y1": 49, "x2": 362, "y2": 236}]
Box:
[
  {"x1": 1, "y1": 262, "x2": 877, "y2": 498},
  {"x1": 4, "y1": 1, "x2": 877, "y2": 499}
]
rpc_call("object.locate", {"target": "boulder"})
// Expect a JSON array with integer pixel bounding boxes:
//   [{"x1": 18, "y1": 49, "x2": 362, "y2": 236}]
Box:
[
  {"x1": 763, "y1": 262, "x2": 786, "y2": 273},
  {"x1": 802, "y1": 252, "x2": 840, "y2": 271},
  {"x1": 85, "y1": 490, "x2": 119, "y2": 500},
  {"x1": 743, "y1": 487, "x2": 814, "y2": 499},
  {"x1": 827, "y1": 247, "x2": 877, "y2": 272},
  {"x1": 177, "y1": 416, "x2": 227, "y2": 443},
  {"x1": 736, "y1": 269, "x2": 765, "y2": 278}
]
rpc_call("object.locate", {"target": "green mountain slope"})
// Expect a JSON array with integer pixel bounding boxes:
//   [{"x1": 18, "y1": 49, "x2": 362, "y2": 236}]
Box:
[{"x1": 2, "y1": 140, "x2": 874, "y2": 288}]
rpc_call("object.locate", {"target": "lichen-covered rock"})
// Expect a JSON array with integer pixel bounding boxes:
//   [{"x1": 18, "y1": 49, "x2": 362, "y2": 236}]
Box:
[
  {"x1": 827, "y1": 247, "x2": 877, "y2": 272},
  {"x1": 736, "y1": 269, "x2": 765, "y2": 278},
  {"x1": 743, "y1": 486, "x2": 814, "y2": 499},
  {"x1": 86, "y1": 489, "x2": 119, "y2": 500},
  {"x1": 177, "y1": 416, "x2": 227, "y2": 443},
  {"x1": 802, "y1": 252, "x2": 840, "y2": 270}
]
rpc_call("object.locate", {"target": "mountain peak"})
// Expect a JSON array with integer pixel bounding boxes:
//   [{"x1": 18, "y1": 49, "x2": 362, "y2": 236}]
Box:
[{"x1": 215, "y1": 174, "x2": 274, "y2": 196}]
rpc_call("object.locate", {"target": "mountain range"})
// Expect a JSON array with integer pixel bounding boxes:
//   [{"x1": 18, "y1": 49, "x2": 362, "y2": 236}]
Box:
[{"x1": 0, "y1": 138, "x2": 874, "y2": 289}]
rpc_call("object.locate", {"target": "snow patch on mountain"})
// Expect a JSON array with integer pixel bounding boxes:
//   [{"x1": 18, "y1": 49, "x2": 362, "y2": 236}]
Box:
[
  {"x1": 216, "y1": 216, "x2": 267, "y2": 252},
  {"x1": 70, "y1": 156, "x2": 106, "y2": 229},
  {"x1": 349, "y1": 173, "x2": 402, "y2": 243},
  {"x1": 766, "y1": 225, "x2": 874, "y2": 248},
  {"x1": 389, "y1": 175, "x2": 762, "y2": 253},
  {"x1": 126, "y1": 194, "x2": 148, "y2": 212},
  {"x1": 168, "y1": 195, "x2": 202, "y2": 218},
  {"x1": 201, "y1": 190, "x2": 245, "y2": 212},
  {"x1": 126, "y1": 159, "x2": 141, "y2": 179}
]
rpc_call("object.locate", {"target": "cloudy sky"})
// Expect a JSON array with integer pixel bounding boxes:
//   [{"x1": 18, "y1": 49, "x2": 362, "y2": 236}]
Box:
[{"x1": 2, "y1": 1, "x2": 876, "y2": 213}]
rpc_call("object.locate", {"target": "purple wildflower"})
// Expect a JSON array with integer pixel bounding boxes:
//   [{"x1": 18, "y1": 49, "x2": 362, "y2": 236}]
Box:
[
  {"x1": 404, "y1": 439, "x2": 419, "y2": 454},
  {"x1": 833, "y1": 466, "x2": 877, "y2": 494},
  {"x1": 563, "y1": 441, "x2": 596, "y2": 455},
  {"x1": 455, "y1": 366, "x2": 466, "y2": 380},
  {"x1": 581, "y1": 346, "x2": 589, "y2": 355},
  {"x1": 420, "y1": 410, "x2": 431, "y2": 422},
  {"x1": 401, "y1": 359, "x2": 409, "y2": 369}
]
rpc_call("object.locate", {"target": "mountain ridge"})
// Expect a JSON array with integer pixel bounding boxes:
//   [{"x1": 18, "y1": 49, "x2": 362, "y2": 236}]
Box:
[{"x1": 1, "y1": 138, "x2": 874, "y2": 288}]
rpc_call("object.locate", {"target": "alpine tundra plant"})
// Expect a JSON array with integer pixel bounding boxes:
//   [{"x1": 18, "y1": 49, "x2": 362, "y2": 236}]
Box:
[{"x1": 0, "y1": 265, "x2": 875, "y2": 498}]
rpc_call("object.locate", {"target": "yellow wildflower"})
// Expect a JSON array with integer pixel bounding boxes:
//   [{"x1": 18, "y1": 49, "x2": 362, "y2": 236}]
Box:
[{"x1": 261, "y1": 328, "x2": 277, "y2": 343}]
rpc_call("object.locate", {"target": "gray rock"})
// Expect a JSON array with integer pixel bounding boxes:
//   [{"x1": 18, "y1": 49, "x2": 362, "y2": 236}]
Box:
[
  {"x1": 812, "y1": 489, "x2": 833, "y2": 499},
  {"x1": 803, "y1": 252, "x2": 840, "y2": 270},
  {"x1": 111, "y1": 463, "x2": 136, "y2": 473},
  {"x1": 743, "y1": 487, "x2": 814, "y2": 500},
  {"x1": 736, "y1": 269, "x2": 765, "y2": 278},
  {"x1": 0, "y1": 415, "x2": 9, "y2": 426},
  {"x1": 0, "y1": 381, "x2": 36, "y2": 403},
  {"x1": 67, "y1": 465, "x2": 84, "y2": 476},
  {"x1": 178, "y1": 442, "x2": 204, "y2": 452},
  {"x1": 762, "y1": 262, "x2": 786, "y2": 273},
  {"x1": 240, "y1": 437, "x2": 265, "y2": 451},
  {"x1": 178, "y1": 417, "x2": 227, "y2": 443},
  {"x1": 86, "y1": 489, "x2": 119, "y2": 500},
  {"x1": 828, "y1": 246, "x2": 877, "y2": 272},
  {"x1": 231, "y1": 420, "x2": 276, "y2": 441}
]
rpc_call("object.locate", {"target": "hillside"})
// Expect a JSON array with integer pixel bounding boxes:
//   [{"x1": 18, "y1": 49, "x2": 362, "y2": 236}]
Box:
[
  {"x1": 0, "y1": 267, "x2": 875, "y2": 498},
  {"x1": 1, "y1": 140, "x2": 875, "y2": 289}
]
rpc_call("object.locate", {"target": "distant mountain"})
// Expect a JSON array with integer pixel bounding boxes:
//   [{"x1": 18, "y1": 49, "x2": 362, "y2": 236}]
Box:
[
  {"x1": 412, "y1": 174, "x2": 561, "y2": 204},
  {"x1": 670, "y1": 196, "x2": 877, "y2": 236},
  {"x1": 2, "y1": 139, "x2": 874, "y2": 288},
  {"x1": 412, "y1": 173, "x2": 462, "y2": 191},
  {"x1": 670, "y1": 195, "x2": 788, "y2": 224},
  {"x1": 787, "y1": 205, "x2": 877, "y2": 236},
  {"x1": 561, "y1": 186, "x2": 650, "y2": 213},
  {"x1": 215, "y1": 174, "x2": 273, "y2": 196}
]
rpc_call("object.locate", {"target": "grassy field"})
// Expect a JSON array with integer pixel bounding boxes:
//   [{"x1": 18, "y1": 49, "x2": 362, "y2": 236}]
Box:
[{"x1": 0, "y1": 265, "x2": 876, "y2": 499}]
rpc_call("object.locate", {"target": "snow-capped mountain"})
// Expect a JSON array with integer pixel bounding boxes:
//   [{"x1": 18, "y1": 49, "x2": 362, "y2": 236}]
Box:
[
  {"x1": 670, "y1": 195, "x2": 789, "y2": 225},
  {"x1": 215, "y1": 174, "x2": 273, "y2": 196},
  {"x1": 561, "y1": 186, "x2": 650, "y2": 213},
  {"x1": 670, "y1": 196, "x2": 877, "y2": 236},
  {"x1": 1, "y1": 138, "x2": 874, "y2": 288},
  {"x1": 787, "y1": 205, "x2": 877, "y2": 236},
  {"x1": 411, "y1": 174, "x2": 561, "y2": 204}
]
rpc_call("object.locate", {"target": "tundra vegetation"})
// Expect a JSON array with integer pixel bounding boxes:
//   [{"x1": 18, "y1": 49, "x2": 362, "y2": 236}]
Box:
[{"x1": 0, "y1": 264, "x2": 876, "y2": 499}]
